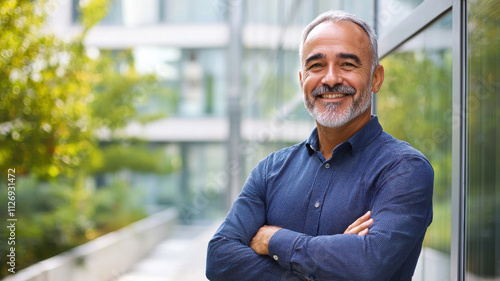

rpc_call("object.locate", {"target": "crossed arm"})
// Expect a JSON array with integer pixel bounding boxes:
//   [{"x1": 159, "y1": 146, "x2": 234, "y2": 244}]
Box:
[
  {"x1": 206, "y1": 155, "x2": 433, "y2": 280},
  {"x1": 249, "y1": 211, "x2": 373, "y2": 256}
]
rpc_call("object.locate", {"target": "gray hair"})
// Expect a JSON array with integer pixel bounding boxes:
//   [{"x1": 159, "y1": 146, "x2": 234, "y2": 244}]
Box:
[{"x1": 299, "y1": 10, "x2": 379, "y2": 72}]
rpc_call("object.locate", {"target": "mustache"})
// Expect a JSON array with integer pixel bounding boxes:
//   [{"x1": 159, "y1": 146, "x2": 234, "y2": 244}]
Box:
[{"x1": 311, "y1": 84, "x2": 356, "y2": 98}]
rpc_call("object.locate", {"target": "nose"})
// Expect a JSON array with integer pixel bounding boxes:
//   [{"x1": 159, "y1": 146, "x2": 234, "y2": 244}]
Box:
[{"x1": 321, "y1": 64, "x2": 343, "y2": 88}]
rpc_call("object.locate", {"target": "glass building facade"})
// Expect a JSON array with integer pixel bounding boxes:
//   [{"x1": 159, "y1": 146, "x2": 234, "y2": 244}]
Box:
[
  {"x1": 62, "y1": 0, "x2": 498, "y2": 279},
  {"x1": 378, "y1": 0, "x2": 499, "y2": 279},
  {"x1": 465, "y1": 0, "x2": 500, "y2": 278},
  {"x1": 378, "y1": 12, "x2": 453, "y2": 280}
]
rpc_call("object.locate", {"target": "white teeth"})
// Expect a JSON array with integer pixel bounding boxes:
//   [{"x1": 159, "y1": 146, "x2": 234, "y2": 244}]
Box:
[{"x1": 322, "y1": 93, "x2": 346, "y2": 98}]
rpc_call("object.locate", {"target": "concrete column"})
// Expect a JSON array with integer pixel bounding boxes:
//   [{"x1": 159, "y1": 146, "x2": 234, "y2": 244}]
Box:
[{"x1": 226, "y1": 0, "x2": 244, "y2": 209}]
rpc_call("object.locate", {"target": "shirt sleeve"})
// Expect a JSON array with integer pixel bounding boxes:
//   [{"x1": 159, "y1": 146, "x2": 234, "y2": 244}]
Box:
[
  {"x1": 267, "y1": 154, "x2": 434, "y2": 281},
  {"x1": 206, "y1": 156, "x2": 304, "y2": 281}
]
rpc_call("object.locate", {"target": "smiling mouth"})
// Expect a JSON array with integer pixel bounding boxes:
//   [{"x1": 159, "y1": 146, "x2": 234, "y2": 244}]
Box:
[{"x1": 320, "y1": 93, "x2": 349, "y2": 99}]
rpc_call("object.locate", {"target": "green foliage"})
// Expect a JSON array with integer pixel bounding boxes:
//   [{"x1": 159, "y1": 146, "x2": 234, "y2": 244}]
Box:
[
  {"x1": 89, "y1": 179, "x2": 147, "y2": 233},
  {"x1": 0, "y1": 176, "x2": 147, "y2": 276},
  {"x1": 379, "y1": 2, "x2": 500, "y2": 275},
  {"x1": 422, "y1": 199, "x2": 451, "y2": 254},
  {"x1": 1, "y1": 176, "x2": 89, "y2": 274},
  {"x1": 0, "y1": 0, "x2": 178, "y2": 276},
  {"x1": 89, "y1": 49, "x2": 171, "y2": 131},
  {"x1": 97, "y1": 141, "x2": 178, "y2": 174},
  {"x1": 378, "y1": 41, "x2": 453, "y2": 253},
  {"x1": 0, "y1": 0, "x2": 96, "y2": 179},
  {"x1": 78, "y1": 0, "x2": 112, "y2": 32},
  {"x1": 379, "y1": 50, "x2": 453, "y2": 201},
  {"x1": 465, "y1": 0, "x2": 500, "y2": 276},
  {"x1": 0, "y1": 0, "x2": 176, "y2": 179}
]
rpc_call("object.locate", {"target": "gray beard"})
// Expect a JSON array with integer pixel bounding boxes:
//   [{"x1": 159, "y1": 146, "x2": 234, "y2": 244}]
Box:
[{"x1": 304, "y1": 87, "x2": 373, "y2": 128}]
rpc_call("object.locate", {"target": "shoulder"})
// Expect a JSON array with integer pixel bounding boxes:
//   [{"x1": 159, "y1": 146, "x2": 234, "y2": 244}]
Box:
[
  {"x1": 245, "y1": 141, "x2": 306, "y2": 193},
  {"x1": 250, "y1": 141, "x2": 307, "y2": 178},
  {"x1": 377, "y1": 132, "x2": 429, "y2": 161},
  {"x1": 266, "y1": 141, "x2": 305, "y2": 164},
  {"x1": 374, "y1": 132, "x2": 434, "y2": 179}
]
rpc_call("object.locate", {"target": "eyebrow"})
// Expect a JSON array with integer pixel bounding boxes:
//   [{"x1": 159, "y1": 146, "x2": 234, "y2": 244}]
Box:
[
  {"x1": 304, "y1": 52, "x2": 363, "y2": 67},
  {"x1": 304, "y1": 53, "x2": 326, "y2": 67},
  {"x1": 338, "y1": 52, "x2": 362, "y2": 65}
]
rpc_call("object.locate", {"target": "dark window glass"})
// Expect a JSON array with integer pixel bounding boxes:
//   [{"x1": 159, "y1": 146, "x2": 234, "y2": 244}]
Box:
[{"x1": 465, "y1": 0, "x2": 500, "y2": 279}]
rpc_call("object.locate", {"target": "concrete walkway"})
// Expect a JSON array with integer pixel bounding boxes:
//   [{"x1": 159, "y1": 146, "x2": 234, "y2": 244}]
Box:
[
  {"x1": 114, "y1": 222, "x2": 454, "y2": 281},
  {"x1": 117, "y1": 221, "x2": 221, "y2": 281}
]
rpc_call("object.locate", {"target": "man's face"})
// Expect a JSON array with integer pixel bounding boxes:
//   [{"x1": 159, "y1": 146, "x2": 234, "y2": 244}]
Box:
[{"x1": 300, "y1": 20, "x2": 382, "y2": 128}]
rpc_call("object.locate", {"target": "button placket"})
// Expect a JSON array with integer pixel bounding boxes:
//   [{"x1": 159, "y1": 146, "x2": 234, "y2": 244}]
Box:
[{"x1": 304, "y1": 160, "x2": 333, "y2": 235}]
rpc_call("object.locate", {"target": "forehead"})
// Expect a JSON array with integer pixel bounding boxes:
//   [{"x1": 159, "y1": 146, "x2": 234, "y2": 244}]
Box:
[{"x1": 302, "y1": 20, "x2": 372, "y2": 62}]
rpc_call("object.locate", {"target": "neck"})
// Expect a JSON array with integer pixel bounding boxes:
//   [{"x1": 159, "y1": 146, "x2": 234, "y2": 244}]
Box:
[{"x1": 316, "y1": 110, "x2": 372, "y2": 159}]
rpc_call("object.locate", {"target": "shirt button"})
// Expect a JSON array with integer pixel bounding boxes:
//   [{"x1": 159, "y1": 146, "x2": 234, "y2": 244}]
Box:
[
  {"x1": 273, "y1": 255, "x2": 279, "y2": 261},
  {"x1": 324, "y1": 163, "x2": 330, "y2": 169},
  {"x1": 314, "y1": 201, "x2": 320, "y2": 208}
]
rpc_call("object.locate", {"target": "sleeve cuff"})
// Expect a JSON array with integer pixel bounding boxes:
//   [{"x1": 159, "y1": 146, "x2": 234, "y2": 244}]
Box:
[{"x1": 268, "y1": 228, "x2": 302, "y2": 270}]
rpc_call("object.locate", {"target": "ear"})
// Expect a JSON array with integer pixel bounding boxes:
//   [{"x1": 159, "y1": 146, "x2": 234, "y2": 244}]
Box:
[
  {"x1": 299, "y1": 70, "x2": 304, "y2": 90},
  {"x1": 371, "y1": 65, "x2": 384, "y2": 94}
]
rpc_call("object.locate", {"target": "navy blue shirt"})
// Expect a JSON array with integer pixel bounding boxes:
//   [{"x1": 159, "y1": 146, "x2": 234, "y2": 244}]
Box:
[{"x1": 206, "y1": 116, "x2": 433, "y2": 281}]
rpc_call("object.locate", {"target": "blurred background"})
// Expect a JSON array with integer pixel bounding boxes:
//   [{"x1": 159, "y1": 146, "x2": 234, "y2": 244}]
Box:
[{"x1": 0, "y1": 0, "x2": 498, "y2": 280}]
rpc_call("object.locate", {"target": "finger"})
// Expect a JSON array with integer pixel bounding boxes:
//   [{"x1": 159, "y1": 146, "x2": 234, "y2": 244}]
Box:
[
  {"x1": 346, "y1": 218, "x2": 373, "y2": 235},
  {"x1": 346, "y1": 211, "x2": 371, "y2": 232},
  {"x1": 359, "y1": 218, "x2": 374, "y2": 230},
  {"x1": 358, "y1": 228, "x2": 369, "y2": 236},
  {"x1": 352, "y1": 211, "x2": 371, "y2": 226}
]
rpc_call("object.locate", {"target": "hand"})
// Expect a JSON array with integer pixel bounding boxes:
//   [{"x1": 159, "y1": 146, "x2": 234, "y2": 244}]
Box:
[
  {"x1": 344, "y1": 211, "x2": 373, "y2": 236},
  {"x1": 249, "y1": 225, "x2": 282, "y2": 255}
]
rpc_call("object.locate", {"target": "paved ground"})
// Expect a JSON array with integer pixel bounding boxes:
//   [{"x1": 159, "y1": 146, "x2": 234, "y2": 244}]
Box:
[{"x1": 117, "y1": 221, "x2": 221, "y2": 281}]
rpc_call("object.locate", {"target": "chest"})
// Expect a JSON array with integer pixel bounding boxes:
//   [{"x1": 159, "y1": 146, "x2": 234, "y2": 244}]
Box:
[{"x1": 265, "y1": 156, "x2": 378, "y2": 236}]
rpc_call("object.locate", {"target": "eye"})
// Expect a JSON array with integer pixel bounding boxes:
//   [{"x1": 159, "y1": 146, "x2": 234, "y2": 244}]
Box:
[
  {"x1": 308, "y1": 63, "x2": 324, "y2": 70},
  {"x1": 342, "y1": 62, "x2": 355, "y2": 67}
]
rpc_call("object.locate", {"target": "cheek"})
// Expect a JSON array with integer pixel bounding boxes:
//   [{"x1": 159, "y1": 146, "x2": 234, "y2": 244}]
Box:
[
  {"x1": 343, "y1": 74, "x2": 365, "y2": 91},
  {"x1": 351, "y1": 71, "x2": 372, "y2": 87},
  {"x1": 301, "y1": 71, "x2": 311, "y2": 83},
  {"x1": 302, "y1": 72, "x2": 318, "y2": 93}
]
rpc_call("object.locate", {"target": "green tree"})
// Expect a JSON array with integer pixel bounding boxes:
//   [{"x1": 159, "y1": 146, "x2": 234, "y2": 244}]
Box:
[
  {"x1": 0, "y1": 0, "x2": 176, "y2": 179},
  {"x1": 0, "y1": 0, "x2": 97, "y2": 179},
  {"x1": 0, "y1": 0, "x2": 178, "y2": 276},
  {"x1": 379, "y1": 48, "x2": 453, "y2": 254}
]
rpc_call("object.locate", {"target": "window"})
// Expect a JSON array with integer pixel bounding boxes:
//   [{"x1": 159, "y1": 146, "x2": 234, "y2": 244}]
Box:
[
  {"x1": 465, "y1": 0, "x2": 500, "y2": 279},
  {"x1": 377, "y1": 0, "x2": 424, "y2": 36},
  {"x1": 378, "y1": 13, "x2": 453, "y2": 280}
]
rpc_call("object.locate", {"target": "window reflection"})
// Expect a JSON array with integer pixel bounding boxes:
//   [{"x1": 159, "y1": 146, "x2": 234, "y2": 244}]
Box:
[
  {"x1": 377, "y1": 0, "x2": 424, "y2": 36},
  {"x1": 466, "y1": 0, "x2": 500, "y2": 279},
  {"x1": 378, "y1": 13, "x2": 452, "y2": 280}
]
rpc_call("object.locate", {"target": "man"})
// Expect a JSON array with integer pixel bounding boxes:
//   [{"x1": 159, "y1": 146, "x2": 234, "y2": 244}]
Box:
[{"x1": 206, "y1": 10, "x2": 433, "y2": 281}]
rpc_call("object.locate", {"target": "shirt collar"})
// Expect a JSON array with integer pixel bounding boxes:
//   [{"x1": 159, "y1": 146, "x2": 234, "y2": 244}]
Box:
[
  {"x1": 306, "y1": 128, "x2": 320, "y2": 156},
  {"x1": 305, "y1": 115, "x2": 383, "y2": 156}
]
